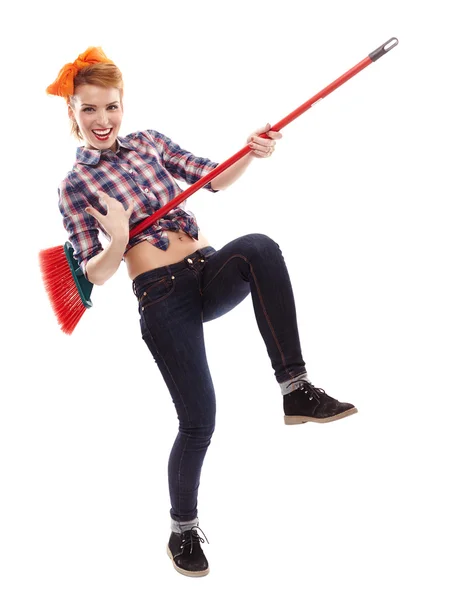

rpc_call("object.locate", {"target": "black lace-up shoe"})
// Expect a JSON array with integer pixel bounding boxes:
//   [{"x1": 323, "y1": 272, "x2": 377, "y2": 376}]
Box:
[
  {"x1": 167, "y1": 525, "x2": 210, "y2": 577},
  {"x1": 283, "y1": 381, "x2": 358, "y2": 424}
]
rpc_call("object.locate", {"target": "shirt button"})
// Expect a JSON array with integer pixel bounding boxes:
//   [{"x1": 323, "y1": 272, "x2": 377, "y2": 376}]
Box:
[
  {"x1": 144, "y1": 188, "x2": 149, "y2": 193},
  {"x1": 129, "y1": 169, "x2": 133, "y2": 174}
]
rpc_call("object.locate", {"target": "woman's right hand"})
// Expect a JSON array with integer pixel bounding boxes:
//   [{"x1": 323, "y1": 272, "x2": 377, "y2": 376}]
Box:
[{"x1": 85, "y1": 191, "x2": 134, "y2": 241}]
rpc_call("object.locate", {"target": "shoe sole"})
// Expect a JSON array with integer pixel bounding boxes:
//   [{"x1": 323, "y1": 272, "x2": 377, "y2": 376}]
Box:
[
  {"x1": 284, "y1": 407, "x2": 358, "y2": 425},
  {"x1": 166, "y1": 545, "x2": 210, "y2": 577}
]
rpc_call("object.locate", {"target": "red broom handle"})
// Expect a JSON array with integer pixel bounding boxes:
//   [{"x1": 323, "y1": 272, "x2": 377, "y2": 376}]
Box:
[{"x1": 129, "y1": 37, "x2": 398, "y2": 240}]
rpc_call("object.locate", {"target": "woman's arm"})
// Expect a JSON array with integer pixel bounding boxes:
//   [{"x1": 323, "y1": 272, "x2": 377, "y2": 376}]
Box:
[
  {"x1": 84, "y1": 192, "x2": 134, "y2": 285},
  {"x1": 59, "y1": 181, "x2": 133, "y2": 286},
  {"x1": 210, "y1": 153, "x2": 254, "y2": 191},
  {"x1": 85, "y1": 234, "x2": 129, "y2": 286},
  {"x1": 58, "y1": 179, "x2": 104, "y2": 279}
]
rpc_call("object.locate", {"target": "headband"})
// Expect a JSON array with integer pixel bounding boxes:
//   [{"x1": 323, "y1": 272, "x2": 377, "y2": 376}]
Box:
[{"x1": 46, "y1": 46, "x2": 114, "y2": 99}]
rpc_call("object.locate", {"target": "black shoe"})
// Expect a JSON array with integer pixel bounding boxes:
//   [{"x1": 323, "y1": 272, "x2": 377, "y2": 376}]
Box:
[
  {"x1": 283, "y1": 380, "x2": 358, "y2": 424},
  {"x1": 167, "y1": 525, "x2": 210, "y2": 577}
]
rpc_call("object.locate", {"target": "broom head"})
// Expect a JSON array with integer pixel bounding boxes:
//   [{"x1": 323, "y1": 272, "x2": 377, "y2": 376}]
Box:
[{"x1": 39, "y1": 242, "x2": 93, "y2": 335}]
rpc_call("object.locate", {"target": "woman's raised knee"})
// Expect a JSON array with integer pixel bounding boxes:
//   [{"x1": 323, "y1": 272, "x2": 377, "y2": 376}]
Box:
[{"x1": 241, "y1": 233, "x2": 280, "y2": 259}]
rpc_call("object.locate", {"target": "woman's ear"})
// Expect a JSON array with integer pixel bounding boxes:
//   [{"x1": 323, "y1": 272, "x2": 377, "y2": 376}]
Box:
[{"x1": 67, "y1": 103, "x2": 75, "y2": 121}]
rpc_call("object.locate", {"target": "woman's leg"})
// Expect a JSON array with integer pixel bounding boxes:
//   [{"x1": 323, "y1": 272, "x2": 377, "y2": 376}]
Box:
[
  {"x1": 200, "y1": 233, "x2": 307, "y2": 391},
  {"x1": 132, "y1": 259, "x2": 217, "y2": 528},
  {"x1": 199, "y1": 234, "x2": 357, "y2": 422}
]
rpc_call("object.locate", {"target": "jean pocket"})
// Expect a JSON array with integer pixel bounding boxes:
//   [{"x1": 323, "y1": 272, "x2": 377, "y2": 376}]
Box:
[{"x1": 138, "y1": 274, "x2": 176, "y2": 311}]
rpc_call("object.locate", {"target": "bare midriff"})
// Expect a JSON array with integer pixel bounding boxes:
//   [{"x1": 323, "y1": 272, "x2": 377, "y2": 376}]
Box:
[{"x1": 124, "y1": 229, "x2": 212, "y2": 280}]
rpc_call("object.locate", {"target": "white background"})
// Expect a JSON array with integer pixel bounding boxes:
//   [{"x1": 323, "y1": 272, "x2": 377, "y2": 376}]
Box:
[{"x1": 1, "y1": 0, "x2": 450, "y2": 598}]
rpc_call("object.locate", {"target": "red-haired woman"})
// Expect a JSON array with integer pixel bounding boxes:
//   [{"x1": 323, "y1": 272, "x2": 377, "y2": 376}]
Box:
[{"x1": 47, "y1": 47, "x2": 357, "y2": 578}]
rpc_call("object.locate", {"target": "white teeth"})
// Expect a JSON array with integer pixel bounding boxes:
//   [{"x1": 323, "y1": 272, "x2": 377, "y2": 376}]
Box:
[{"x1": 93, "y1": 129, "x2": 111, "y2": 135}]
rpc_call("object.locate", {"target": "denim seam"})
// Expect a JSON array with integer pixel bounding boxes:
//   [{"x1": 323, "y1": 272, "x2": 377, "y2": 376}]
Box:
[
  {"x1": 202, "y1": 254, "x2": 244, "y2": 293},
  {"x1": 203, "y1": 253, "x2": 293, "y2": 382}
]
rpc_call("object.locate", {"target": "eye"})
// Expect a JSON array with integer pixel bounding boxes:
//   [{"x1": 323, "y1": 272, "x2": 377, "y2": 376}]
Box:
[
  {"x1": 108, "y1": 105, "x2": 119, "y2": 110},
  {"x1": 82, "y1": 107, "x2": 94, "y2": 112}
]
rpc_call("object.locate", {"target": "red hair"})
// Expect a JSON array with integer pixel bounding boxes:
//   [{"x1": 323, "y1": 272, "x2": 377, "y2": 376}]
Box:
[
  {"x1": 46, "y1": 47, "x2": 124, "y2": 141},
  {"x1": 68, "y1": 63, "x2": 124, "y2": 140}
]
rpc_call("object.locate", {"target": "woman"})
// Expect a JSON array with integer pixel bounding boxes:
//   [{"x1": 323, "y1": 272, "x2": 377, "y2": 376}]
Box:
[{"x1": 47, "y1": 47, "x2": 357, "y2": 578}]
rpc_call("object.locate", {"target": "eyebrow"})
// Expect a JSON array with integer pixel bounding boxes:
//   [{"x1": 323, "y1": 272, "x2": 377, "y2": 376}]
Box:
[{"x1": 81, "y1": 102, "x2": 119, "y2": 107}]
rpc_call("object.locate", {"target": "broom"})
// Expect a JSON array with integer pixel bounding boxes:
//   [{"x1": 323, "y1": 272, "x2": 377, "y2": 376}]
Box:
[{"x1": 39, "y1": 37, "x2": 398, "y2": 335}]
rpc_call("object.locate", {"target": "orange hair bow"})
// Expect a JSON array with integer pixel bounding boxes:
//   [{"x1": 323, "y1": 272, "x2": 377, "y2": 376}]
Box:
[{"x1": 46, "y1": 46, "x2": 114, "y2": 98}]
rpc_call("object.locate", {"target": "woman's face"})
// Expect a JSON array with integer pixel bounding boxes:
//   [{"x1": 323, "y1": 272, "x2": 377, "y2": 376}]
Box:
[{"x1": 68, "y1": 84, "x2": 123, "y2": 151}]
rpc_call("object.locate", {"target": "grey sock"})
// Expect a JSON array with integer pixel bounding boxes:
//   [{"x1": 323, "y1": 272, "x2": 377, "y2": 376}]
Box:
[
  {"x1": 280, "y1": 372, "x2": 311, "y2": 395},
  {"x1": 171, "y1": 516, "x2": 200, "y2": 534}
]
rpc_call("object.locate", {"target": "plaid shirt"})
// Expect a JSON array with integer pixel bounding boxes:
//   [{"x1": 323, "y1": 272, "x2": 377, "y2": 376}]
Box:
[{"x1": 58, "y1": 129, "x2": 220, "y2": 277}]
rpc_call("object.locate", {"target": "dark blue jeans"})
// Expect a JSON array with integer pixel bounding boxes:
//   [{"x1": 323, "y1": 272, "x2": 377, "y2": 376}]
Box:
[{"x1": 132, "y1": 233, "x2": 306, "y2": 524}]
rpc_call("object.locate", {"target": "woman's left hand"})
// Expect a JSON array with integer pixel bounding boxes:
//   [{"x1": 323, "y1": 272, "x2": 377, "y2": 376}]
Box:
[{"x1": 247, "y1": 123, "x2": 282, "y2": 158}]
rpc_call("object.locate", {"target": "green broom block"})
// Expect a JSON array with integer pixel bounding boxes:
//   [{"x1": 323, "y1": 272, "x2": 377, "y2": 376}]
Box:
[{"x1": 63, "y1": 241, "x2": 94, "y2": 308}]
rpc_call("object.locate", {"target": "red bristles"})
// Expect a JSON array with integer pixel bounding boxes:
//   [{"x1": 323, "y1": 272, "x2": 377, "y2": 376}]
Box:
[{"x1": 39, "y1": 245, "x2": 87, "y2": 335}]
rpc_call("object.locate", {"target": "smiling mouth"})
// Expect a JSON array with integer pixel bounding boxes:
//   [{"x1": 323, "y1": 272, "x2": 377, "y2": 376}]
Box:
[{"x1": 92, "y1": 128, "x2": 113, "y2": 140}]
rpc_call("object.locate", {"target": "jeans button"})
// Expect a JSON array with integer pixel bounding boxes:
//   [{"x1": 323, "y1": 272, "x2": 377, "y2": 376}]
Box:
[{"x1": 187, "y1": 258, "x2": 193, "y2": 264}]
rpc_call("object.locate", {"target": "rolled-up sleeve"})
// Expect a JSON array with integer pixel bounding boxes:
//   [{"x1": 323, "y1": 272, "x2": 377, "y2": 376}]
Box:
[
  {"x1": 148, "y1": 130, "x2": 220, "y2": 193},
  {"x1": 58, "y1": 178, "x2": 104, "y2": 279}
]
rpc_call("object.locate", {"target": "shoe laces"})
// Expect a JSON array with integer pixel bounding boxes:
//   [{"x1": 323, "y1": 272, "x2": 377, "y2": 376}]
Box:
[
  {"x1": 180, "y1": 525, "x2": 210, "y2": 554},
  {"x1": 298, "y1": 380, "x2": 326, "y2": 402}
]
